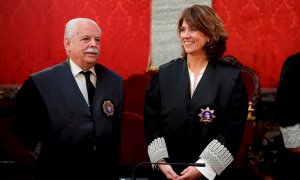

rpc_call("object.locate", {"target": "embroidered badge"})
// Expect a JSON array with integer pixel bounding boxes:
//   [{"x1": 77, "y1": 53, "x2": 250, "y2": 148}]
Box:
[
  {"x1": 102, "y1": 99, "x2": 114, "y2": 117},
  {"x1": 198, "y1": 107, "x2": 216, "y2": 125}
]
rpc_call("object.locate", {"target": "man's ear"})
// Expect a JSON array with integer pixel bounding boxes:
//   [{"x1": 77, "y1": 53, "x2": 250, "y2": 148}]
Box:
[{"x1": 64, "y1": 39, "x2": 71, "y2": 53}]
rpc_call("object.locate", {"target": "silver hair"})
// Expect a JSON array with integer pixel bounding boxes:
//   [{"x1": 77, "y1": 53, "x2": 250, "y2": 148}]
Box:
[{"x1": 64, "y1": 18, "x2": 102, "y2": 40}]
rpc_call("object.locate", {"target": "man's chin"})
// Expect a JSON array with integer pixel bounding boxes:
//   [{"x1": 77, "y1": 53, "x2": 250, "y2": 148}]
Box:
[
  {"x1": 83, "y1": 58, "x2": 97, "y2": 64},
  {"x1": 85, "y1": 55, "x2": 99, "y2": 61}
]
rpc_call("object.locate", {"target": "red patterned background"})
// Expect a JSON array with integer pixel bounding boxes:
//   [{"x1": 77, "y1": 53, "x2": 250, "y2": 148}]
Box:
[
  {"x1": 0, "y1": 0, "x2": 300, "y2": 88},
  {"x1": 0, "y1": 0, "x2": 150, "y2": 84},
  {"x1": 213, "y1": 0, "x2": 300, "y2": 88}
]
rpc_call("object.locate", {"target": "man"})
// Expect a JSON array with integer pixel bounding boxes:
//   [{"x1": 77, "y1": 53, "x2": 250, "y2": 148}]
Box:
[{"x1": 12, "y1": 18, "x2": 124, "y2": 179}]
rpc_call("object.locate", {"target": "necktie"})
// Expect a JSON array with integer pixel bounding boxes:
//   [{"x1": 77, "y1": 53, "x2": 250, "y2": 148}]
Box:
[{"x1": 81, "y1": 71, "x2": 95, "y2": 106}]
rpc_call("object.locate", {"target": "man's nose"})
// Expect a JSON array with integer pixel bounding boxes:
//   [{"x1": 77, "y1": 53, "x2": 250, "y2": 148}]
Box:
[{"x1": 90, "y1": 38, "x2": 99, "y2": 46}]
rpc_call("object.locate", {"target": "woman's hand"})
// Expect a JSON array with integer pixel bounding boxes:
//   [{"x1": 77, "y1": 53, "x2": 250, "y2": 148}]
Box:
[
  {"x1": 157, "y1": 159, "x2": 179, "y2": 179},
  {"x1": 176, "y1": 166, "x2": 202, "y2": 180}
]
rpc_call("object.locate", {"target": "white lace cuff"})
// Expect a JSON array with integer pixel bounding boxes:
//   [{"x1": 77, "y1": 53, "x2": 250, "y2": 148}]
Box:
[
  {"x1": 148, "y1": 137, "x2": 169, "y2": 167},
  {"x1": 279, "y1": 123, "x2": 300, "y2": 148},
  {"x1": 200, "y1": 139, "x2": 233, "y2": 175},
  {"x1": 196, "y1": 158, "x2": 216, "y2": 180}
]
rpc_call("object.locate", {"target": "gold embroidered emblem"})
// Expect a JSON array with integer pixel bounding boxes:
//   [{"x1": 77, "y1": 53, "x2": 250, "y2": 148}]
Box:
[
  {"x1": 198, "y1": 107, "x2": 216, "y2": 125},
  {"x1": 102, "y1": 99, "x2": 114, "y2": 117}
]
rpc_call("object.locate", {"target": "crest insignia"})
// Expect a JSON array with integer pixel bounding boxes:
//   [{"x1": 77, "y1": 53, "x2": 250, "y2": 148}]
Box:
[
  {"x1": 198, "y1": 107, "x2": 216, "y2": 125},
  {"x1": 102, "y1": 99, "x2": 114, "y2": 117}
]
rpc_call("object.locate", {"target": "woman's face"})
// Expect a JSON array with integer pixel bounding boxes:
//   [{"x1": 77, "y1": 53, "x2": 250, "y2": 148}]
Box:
[{"x1": 180, "y1": 19, "x2": 209, "y2": 56}]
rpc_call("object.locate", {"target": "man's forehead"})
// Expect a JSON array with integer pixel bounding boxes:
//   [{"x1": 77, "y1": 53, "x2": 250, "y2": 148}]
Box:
[
  {"x1": 76, "y1": 22, "x2": 100, "y2": 34},
  {"x1": 75, "y1": 28, "x2": 101, "y2": 38},
  {"x1": 76, "y1": 33, "x2": 101, "y2": 39}
]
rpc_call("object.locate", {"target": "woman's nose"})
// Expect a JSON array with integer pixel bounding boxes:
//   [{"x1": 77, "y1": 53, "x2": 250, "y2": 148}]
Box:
[{"x1": 182, "y1": 30, "x2": 191, "y2": 38}]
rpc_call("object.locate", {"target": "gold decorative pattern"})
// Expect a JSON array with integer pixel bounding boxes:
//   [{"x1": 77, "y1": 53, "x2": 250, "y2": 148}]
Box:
[{"x1": 247, "y1": 101, "x2": 255, "y2": 121}]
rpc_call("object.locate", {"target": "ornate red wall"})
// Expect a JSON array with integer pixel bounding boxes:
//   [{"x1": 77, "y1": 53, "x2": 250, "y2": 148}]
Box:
[
  {"x1": 213, "y1": 0, "x2": 300, "y2": 88},
  {"x1": 0, "y1": 0, "x2": 150, "y2": 84},
  {"x1": 0, "y1": 0, "x2": 299, "y2": 88}
]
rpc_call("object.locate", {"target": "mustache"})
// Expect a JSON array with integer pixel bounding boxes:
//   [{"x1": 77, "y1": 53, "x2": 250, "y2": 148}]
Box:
[{"x1": 84, "y1": 48, "x2": 99, "y2": 54}]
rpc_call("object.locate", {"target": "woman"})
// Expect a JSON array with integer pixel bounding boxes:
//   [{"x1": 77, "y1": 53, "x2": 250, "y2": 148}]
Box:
[{"x1": 144, "y1": 4, "x2": 248, "y2": 180}]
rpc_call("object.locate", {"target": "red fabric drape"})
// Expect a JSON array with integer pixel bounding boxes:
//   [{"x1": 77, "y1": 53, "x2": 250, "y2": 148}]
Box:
[{"x1": 0, "y1": 0, "x2": 150, "y2": 84}]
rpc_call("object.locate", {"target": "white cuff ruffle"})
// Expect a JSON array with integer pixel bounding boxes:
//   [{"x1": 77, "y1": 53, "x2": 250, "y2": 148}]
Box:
[
  {"x1": 148, "y1": 137, "x2": 169, "y2": 165},
  {"x1": 280, "y1": 123, "x2": 300, "y2": 148},
  {"x1": 200, "y1": 139, "x2": 233, "y2": 175}
]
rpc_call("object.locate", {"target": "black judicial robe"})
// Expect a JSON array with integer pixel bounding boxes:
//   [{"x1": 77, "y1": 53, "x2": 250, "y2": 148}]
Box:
[
  {"x1": 275, "y1": 52, "x2": 300, "y2": 180},
  {"x1": 276, "y1": 52, "x2": 300, "y2": 128},
  {"x1": 12, "y1": 60, "x2": 123, "y2": 179},
  {"x1": 144, "y1": 58, "x2": 248, "y2": 175}
]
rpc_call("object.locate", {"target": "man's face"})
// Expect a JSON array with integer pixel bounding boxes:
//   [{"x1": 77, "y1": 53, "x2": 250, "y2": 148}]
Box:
[{"x1": 65, "y1": 21, "x2": 101, "y2": 69}]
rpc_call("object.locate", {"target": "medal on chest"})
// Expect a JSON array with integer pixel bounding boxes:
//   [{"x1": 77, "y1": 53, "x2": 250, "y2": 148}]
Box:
[{"x1": 198, "y1": 107, "x2": 216, "y2": 125}]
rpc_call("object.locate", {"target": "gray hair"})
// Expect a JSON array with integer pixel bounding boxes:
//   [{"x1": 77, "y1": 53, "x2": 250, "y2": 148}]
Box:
[{"x1": 64, "y1": 18, "x2": 102, "y2": 40}]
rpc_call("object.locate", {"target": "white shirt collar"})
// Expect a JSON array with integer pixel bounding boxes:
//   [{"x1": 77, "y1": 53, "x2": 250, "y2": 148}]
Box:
[{"x1": 69, "y1": 59, "x2": 96, "y2": 76}]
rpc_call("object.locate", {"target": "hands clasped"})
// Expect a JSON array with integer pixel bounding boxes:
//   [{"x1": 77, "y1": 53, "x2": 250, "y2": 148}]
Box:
[{"x1": 158, "y1": 161, "x2": 202, "y2": 180}]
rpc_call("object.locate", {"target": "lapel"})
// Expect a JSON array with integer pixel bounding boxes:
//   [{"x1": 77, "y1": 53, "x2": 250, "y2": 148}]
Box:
[
  {"x1": 159, "y1": 59, "x2": 191, "y2": 116},
  {"x1": 173, "y1": 59, "x2": 191, "y2": 108},
  {"x1": 179, "y1": 60, "x2": 191, "y2": 100},
  {"x1": 94, "y1": 64, "x2": 103, "y2": 88},
  {"x1": 190, "y1": 62, "x2": 218, "y2": 111},
  {"x1": 93, "y1": 64, "x2": 105, "y2": 109},
  {"x1": 63, "y1": 60, "x2": 91, "y2": 114}
]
